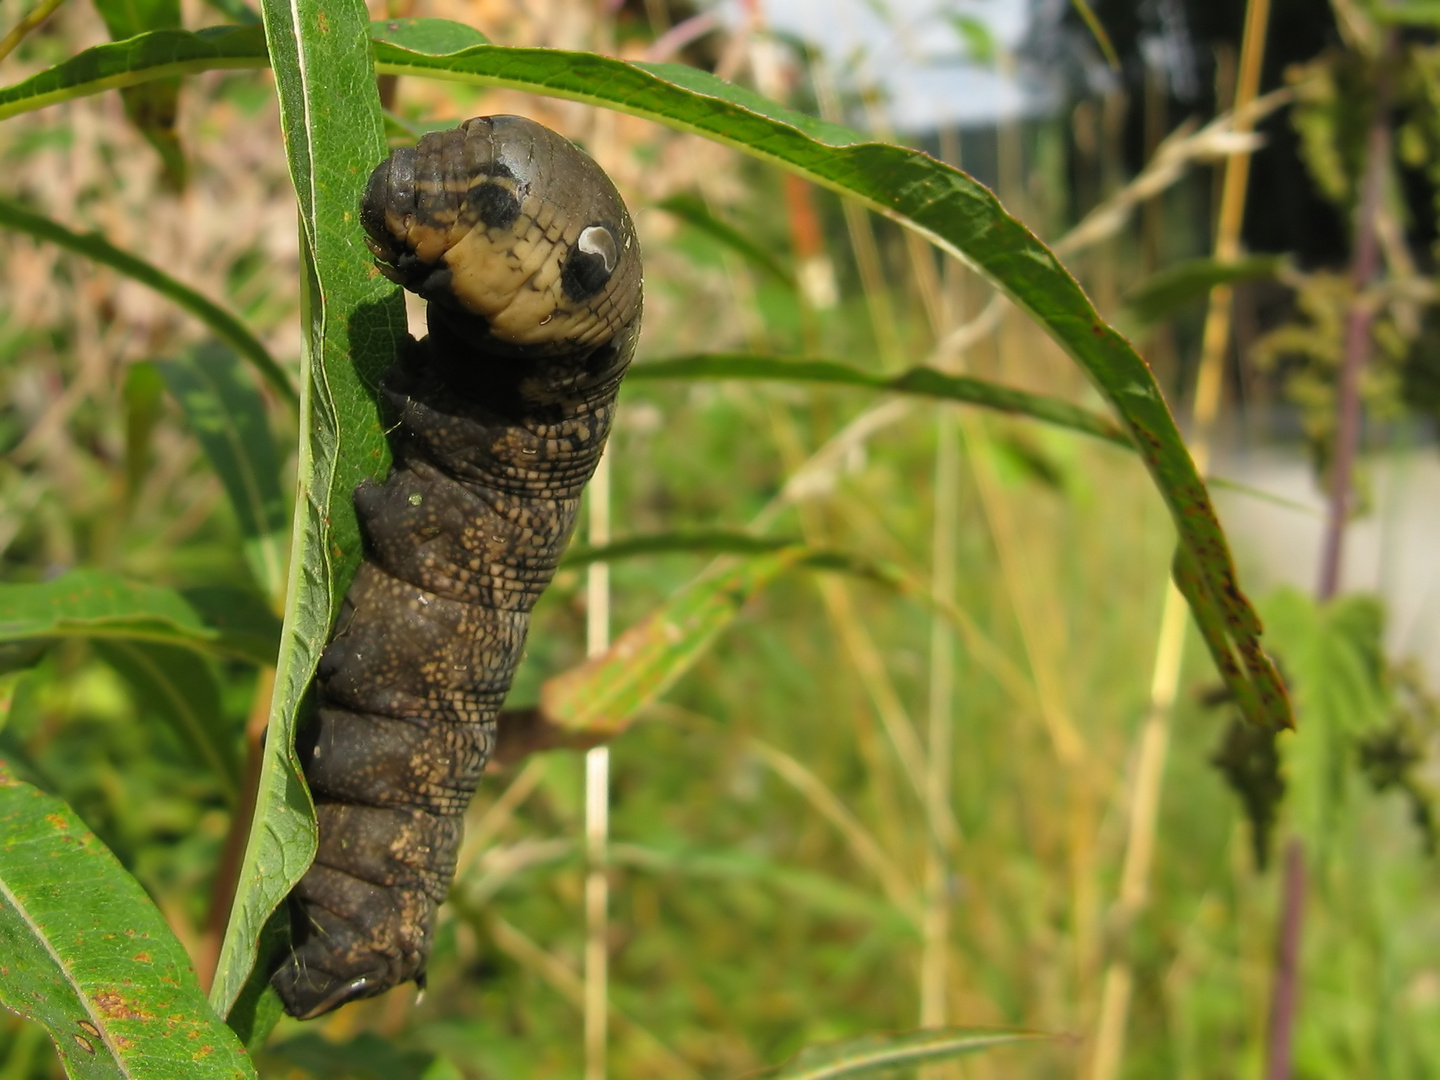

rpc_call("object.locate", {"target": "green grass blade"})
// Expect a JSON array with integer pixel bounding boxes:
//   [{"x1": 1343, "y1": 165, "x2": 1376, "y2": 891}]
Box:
[
  {"x1": 0, "y1": 197, "x2": 296, "y2": 407},
  {"x1": 0, "y1": 569, "x2": 276, "y2": 666},
  {"x1": 92, "y1": 641, "x2": 241, "y2": 805},
  {"x1": 632, "y1": 354, "x2": 1132, "y2": 447},
  {"x1": 1068, "y1": 0, "x2": 1121, "y2": 71},
  {"x1": 0, "y1": 762, "x2": 256, "y2": 1079},
  {"x1": 765, "y1": 1027, "x2": 1047, "y2": 1078},
  {"x1": 158, "y1": 344, "x2": 289, "y2": 607},
  {"x1": 209, "y1": 0, "x2": 402, "y2": 1022}
]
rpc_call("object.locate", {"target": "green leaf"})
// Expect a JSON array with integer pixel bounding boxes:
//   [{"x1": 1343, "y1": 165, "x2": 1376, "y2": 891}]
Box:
[
  {"x1": 157, "y1": 344, "x2": 288, "y2": 607},
  {"x1": 0, "y1": 26, "x2": 269, "y2": 121},
  {"x1": 0, "y1": 197, "x2": 296, "y2": 407},
  {"x1": 631, "y1": 354, "x2": 1132, "y2": 447},
  {"x1": 1261, "y1": 588, "x2": 1390, "y2": 861},
  {"x1": 1123, "y1": 255, "x2": 1286, "y2": 325},
  {"x1": 654, "y1": 194, "x2": 796, "y2": 286},
  {"x1": 369, "y1": 15, "x2": 488, "y2": 52},
  {"x1": 209, "y1": 0, "x2": 403, "y2": 1021},
  {"x1": 0, "y1": 569, "x2": 275, "y2": 666},
  {"x1": 0, "y1": 762, "x2": 256, "y2": 1079},
  {"x1": 91, "y1": 641, "x2": 241, "y2": 805},
  {"x1": 767, "y1": 1027, "x2": 1046, "y2": 1078},
  {"x1": 92, "y1": 0, "x2": 187, "y2": 186}
]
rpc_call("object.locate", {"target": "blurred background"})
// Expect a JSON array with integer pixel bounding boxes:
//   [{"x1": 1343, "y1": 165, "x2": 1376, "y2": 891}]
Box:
[{"x1": 2, "y1": 0, "x2": 1439, "y2": 1076}]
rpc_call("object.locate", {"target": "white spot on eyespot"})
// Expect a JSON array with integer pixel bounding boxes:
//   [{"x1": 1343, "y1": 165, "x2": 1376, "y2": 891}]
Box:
[{"x1": 578, "y1": 225, "x2": 617, "y2": 271}]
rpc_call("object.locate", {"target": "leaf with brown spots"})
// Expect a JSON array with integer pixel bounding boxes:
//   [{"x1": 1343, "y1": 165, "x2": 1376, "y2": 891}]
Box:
[{"x1": 0, "y1": 761, "x2": 255, "y2": 1079}]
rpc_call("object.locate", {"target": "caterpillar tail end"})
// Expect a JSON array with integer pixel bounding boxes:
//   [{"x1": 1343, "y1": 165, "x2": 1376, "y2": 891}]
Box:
[{"x1": 270, "y1": 890, "x2": 429, "y2": 1019}]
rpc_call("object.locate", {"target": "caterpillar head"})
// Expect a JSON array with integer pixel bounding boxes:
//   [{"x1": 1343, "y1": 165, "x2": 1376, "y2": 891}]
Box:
[{"x1": 362, "y1": 115, "x2": 642, "y2": 355}]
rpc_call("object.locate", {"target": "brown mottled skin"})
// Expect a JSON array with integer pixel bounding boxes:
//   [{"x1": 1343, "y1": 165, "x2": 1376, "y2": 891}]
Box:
[{"x1": 272, "y1": 116, "x2": 642, "y2": 1019}]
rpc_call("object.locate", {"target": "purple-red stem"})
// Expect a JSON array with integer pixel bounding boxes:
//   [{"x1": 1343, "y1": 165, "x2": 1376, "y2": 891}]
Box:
[
  {"x1": 1265, "y1": 839, "x2": 1307, "y2": 1080},
  {"x1": 1316, "y1": 42, "x2": 1394, "y2": 603}
]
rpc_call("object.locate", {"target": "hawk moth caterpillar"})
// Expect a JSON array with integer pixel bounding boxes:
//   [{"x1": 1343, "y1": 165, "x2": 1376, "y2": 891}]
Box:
[{"x1": 271, "y1": 115, "x2": 642, "y2": 1020}]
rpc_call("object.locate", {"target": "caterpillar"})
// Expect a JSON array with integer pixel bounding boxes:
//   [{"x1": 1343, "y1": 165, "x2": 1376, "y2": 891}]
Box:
[{"x1": 271, "y1": 115, "x2": 642, "y2": 1020}]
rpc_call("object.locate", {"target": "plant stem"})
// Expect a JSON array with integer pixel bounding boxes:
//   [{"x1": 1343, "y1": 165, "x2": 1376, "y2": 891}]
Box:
[
  {"x1": 1264, "y1": 839, "x2": 1307, "y2": 1079},
  {"x1": 1088, "y1": 1, "x2": 1271, "y2": 1076},
  {"x1": 1264, "y1": 30, "x2": 1396, "y2": 1080},
  {"x1": 1316, "y1": 37, "x2": 1393, "y2": 603},
  {"x1": 0, "y1": 0, "x2": 67, "y2": 64}
]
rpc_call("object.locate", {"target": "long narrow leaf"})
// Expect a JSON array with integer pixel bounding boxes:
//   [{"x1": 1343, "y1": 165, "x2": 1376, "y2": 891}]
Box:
[
  {"x1": 0, "y1": 763, "x2": 256, "y2": 1079},
  {"x1": 158, "y1": 344, "x2": 289, "y2": 606},
  {"x1": 209, "y1": 0, "x2": 403, "y2": 1021},
  {"x1": 0, "y1": 570, "x2": 277, "y2": 666},
  {"x1": 0, "y1": 26, "x2": 269, "y2": 120},
  {"x1": 0, "y1": 197, "x2": 296, "y2": 407},
  {"x1": 632, "y1": 354, "x2": 1132, "y2": 447}
]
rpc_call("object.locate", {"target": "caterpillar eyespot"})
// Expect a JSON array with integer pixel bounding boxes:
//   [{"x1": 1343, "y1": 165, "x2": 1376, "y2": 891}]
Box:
[{"x1": 271, "y1": 115, "x2": 642, "y2": 1020}]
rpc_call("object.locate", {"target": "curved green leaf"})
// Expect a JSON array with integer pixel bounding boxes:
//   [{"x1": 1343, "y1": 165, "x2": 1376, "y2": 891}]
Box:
[
  {"x1": 0, "y1": 763, "x2": 256, "y2": 1079},
  {"x1": 208, "y1": 0, "x2": 403, "y2": 1021},
  {"x1": 0, "y1": 197, "x2": 296, "y2": 407},
  {"x1": 363, "y1": 30, "x2": 1290, "y2": 731},
  {"x1": 632, "y1": 354, "x2": 1132, "y2": 447},
  {"x1": 0, "y1": 570, "x2": 276, "y2": 666},
  {"x1": 157, "y1": 344, "x2": 288, "y2": 607},
  {"x1": 767, "y1": 1027, "x2": 1046, "y2": 1078}
]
